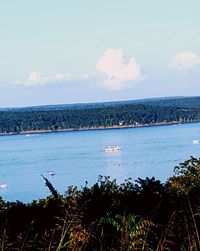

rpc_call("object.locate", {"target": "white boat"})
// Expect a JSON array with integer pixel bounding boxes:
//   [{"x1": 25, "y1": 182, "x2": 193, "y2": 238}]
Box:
[
  {"x1": 104, "y1": 145, "x2": 121, "y2": 152},
  {"x1": 0, "y1": 183, "x2": 7, "y2": 189},
  {"x1": 48, "y1": 171, "x2": 56, "y2": 176},
  {"x1": 192, "y1": 139, "x2": 199, "y2": 144}
]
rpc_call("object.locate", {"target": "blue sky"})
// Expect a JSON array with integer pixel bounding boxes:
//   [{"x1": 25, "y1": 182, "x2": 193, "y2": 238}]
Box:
[{"x1": 1, "y1": 0, "x2": 200, "y2": 107}]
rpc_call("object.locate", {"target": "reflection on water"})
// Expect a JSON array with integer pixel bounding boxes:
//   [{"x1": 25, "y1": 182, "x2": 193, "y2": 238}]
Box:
[
  {"x1": 104, "y1": 152, "x2": 125, "y2": 182},
  {"x1": 1, "y1": 122, "x2": 200, "y2": 202}
]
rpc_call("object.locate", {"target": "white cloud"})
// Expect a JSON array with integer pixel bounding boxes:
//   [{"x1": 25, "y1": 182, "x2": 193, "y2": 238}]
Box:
[
  {"x1": 25, "y1": 72, "x2": 49, "y2": 86},
  {"x1": 170, "y1": 51, "x2": 200, "y2": 70},
  {"x1": 81, "y1": 73, "x2": 97, "y2": 80},
  {"x1": 96, "y1": 48, "x2": 142, "y2": 90},
  {"x1": 16, "y1": 72, "x2": 71, "y2": 86},
  {"x1": 53, "y1": 73, "x2": 71, "y2": 82}
]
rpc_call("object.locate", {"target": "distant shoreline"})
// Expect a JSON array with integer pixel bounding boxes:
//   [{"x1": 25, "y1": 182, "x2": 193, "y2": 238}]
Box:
[{"x1": 0, "y1": 121, "x2": 192, "y2": 136}]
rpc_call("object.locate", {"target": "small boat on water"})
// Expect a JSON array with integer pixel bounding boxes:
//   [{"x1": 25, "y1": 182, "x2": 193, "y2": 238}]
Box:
[
  {"x1": 192, "y1": 139, "x2": 199, "y2": 144},
  {"x1": 104, "y1": 145, "x2": 121, "y2": 152},
  {"x1": 48, "y1": 171, "x2": 56, "y2": 176},
  {"x1": 0, "y1": 183, "x2": 7, "y2": 189}
]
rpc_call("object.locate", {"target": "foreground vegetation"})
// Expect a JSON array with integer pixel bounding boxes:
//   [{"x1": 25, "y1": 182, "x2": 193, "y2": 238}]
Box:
[
  {"x1": 1, "y1": 97, "x2": 200, "y2": 133},
  {"x1": 0, "y1": 156, "x2": 200, "y2": 250}
]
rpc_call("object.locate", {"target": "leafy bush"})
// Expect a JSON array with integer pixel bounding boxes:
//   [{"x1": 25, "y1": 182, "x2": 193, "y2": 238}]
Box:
[{"x1": 0, "y1": 157, "x2": 199, "y2": 250}]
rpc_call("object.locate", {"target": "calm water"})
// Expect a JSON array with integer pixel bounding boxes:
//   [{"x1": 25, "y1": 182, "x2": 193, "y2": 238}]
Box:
[{"x1": 1, "y1": 123, "x2": 200, "y2": 202}]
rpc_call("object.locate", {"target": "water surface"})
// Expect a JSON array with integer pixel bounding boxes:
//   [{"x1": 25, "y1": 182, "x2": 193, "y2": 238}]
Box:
[{"x1": 1, "y1": 123, "x2": 200, "y2": 202}]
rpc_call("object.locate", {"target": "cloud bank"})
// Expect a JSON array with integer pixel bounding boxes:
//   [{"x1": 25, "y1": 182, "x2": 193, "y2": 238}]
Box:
[
  {"x1": 16, "y1": 49, "x2": 143, "y2": 91},
  {"x1": 16, "y1": 72, "x2": 71, "y2": 86},
  {"x1": 170, "y1": 51, "x2": 200, "y2": 70},
  {"x1": 96, "y1": 48, "x2": 142, "y2": 90}
]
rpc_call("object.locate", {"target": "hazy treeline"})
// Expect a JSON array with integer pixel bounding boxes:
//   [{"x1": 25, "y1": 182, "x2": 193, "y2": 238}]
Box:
[{"x1": 1, "y1": 97, "x2": 200, "y2": 133}]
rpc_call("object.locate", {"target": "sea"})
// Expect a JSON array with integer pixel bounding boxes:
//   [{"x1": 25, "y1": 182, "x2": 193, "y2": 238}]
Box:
[{"x1": 1, "y1": 122, "x2": 200, "y2": 202}]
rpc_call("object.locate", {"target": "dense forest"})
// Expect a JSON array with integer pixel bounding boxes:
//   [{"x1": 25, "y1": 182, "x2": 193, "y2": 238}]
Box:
[
  {"x1": 0, "y1": 96, "x2": 200, "y2": 134},
  {"x1": 0, "y1": 156, "x2": 199, "y2": 250}
]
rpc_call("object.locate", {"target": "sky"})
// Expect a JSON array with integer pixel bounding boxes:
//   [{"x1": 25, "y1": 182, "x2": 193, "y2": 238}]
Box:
[{"x1": 0, "y1": 0, "x2": 200, "y2": 107}]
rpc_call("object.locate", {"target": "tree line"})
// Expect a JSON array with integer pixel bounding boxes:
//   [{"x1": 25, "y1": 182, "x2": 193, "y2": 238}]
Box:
[
  {"x1": 1, "y1": 97, "x2": 200, "y2": 133},
  {"x1": 0, "y1": 156, "x2": 199, "y2": 250}
]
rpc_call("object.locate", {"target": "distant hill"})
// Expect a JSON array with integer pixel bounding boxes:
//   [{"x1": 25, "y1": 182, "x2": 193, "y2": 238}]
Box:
[{"x1": 0, "y1": 96, "x2": 200, "y2": 134}]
